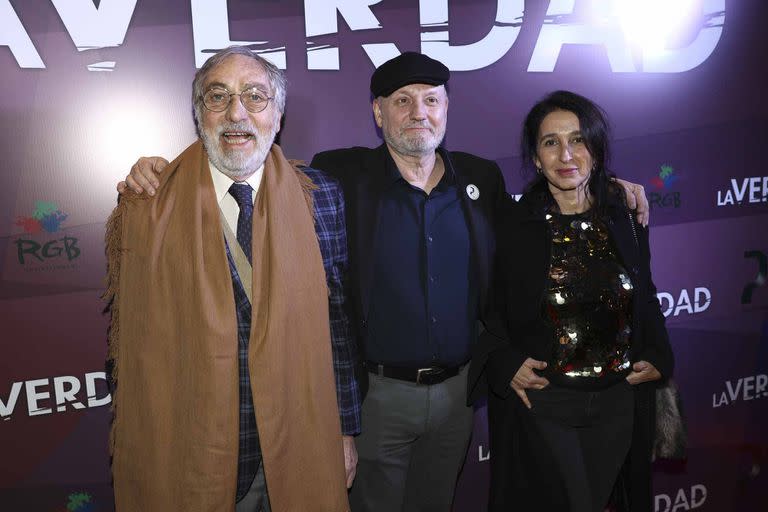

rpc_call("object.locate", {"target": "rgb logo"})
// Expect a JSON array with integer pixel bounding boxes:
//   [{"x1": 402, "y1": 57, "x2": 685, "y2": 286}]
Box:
[
  {"x1": 649, "y1": 164, "x2": 681, "y2": 209},
  {"x1": 15, "y1": 201, "x2": 68, "y2": 234},
  {"x1": 13, "y1": 201, "x2": 80, "y2": 266},
  {"x1": 57, "y1": 492, "x2": 96, "y2": 512}
]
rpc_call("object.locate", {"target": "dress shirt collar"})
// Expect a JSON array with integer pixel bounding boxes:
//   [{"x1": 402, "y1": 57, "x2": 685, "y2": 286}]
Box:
[
  {"x1": 383, "y1": 146, "x2": 456, "y2": 189},
  {"x1": 209, "y1": 159, "x2": 265, "y2": 204}
]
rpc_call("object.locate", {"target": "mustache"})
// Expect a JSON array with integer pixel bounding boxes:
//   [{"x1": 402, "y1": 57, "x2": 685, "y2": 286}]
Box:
[
  {"x1": 401, "y1": 122, "x2": 432, "y2": 131},
  {"x1": 216, "y1": 122, "x2": 256, "y2": 136}
]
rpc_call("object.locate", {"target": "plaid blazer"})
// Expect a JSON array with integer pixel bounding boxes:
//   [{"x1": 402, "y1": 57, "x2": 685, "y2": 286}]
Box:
[
  {"x1": 226, "y1": 166, "x2": 361, "y2": 439},
  {"x1": 225, "y1": 166, "x2": 362, "y2": 495},
  {"x1": 221, "y1": 165, "x2": 364, "y2": 498},
  {"x1": 302, "y1": 166, "x2": 362, "y2": 435},
  {"x1": 228, "y1": 166, "x2": 361, "y2": 436}
]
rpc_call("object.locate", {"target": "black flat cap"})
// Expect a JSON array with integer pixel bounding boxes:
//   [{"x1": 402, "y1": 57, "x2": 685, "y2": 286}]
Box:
[{"x1": 370, "y1": 52, "x2": 450, "y2": 98}]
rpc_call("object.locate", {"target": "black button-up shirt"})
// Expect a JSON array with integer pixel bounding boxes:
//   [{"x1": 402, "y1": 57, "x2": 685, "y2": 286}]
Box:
[{"x1": 365, "y1": 152, "x2": 478, "y2": 367}]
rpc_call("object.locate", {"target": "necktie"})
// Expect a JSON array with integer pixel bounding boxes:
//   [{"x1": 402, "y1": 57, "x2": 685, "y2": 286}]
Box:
[
  {"x1": 228, "y1": 182, "x2": 254, "y2": 264},
  {"x1": 228, "y1": 181, "x2": 260, "y2": 500}
]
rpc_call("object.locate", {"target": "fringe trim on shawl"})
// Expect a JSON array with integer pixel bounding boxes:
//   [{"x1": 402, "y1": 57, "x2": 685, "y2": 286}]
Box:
[
  {"x1": 290, "y1": 159, "x2": 318, "y2": 216},
  {"x1": 102, "y1": 191, "x2": 149, "y2": 453}
]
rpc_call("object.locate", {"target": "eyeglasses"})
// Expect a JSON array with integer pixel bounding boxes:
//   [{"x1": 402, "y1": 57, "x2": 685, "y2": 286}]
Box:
[{"x1": 202, "y1": 87, "x2": 274, "y2": 113}]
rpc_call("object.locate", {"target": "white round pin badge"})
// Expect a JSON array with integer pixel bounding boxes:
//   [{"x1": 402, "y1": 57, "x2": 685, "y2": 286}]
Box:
[{"x1": 466, "y1": 184, "x2": 480, "y2": 200}]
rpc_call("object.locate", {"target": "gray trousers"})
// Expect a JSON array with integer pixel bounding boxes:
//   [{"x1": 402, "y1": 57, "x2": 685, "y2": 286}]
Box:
[
  {"x1": 235, "y1": 461, "x2": 270, "y2": 512},
  {"x1": 350, "y1": 366, "x2": 474, "y2": 512}
]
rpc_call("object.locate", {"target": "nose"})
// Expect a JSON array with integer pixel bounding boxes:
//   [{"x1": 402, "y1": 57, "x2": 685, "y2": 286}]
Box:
[
  {"x1": 409, "y1": 101, "x2": 427, "y2": 120},
  {"x1": 559, "y1": 142, "x2": 572, "y2": 162},
  {"x1": 225, "y1": 94, "x2": 248, "y2": 123}
]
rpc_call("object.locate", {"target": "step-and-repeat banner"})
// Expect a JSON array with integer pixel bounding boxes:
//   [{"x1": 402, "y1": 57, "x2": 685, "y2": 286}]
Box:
[{"x1": 1, "y1": 1, "x2": 766, "y2": 510}]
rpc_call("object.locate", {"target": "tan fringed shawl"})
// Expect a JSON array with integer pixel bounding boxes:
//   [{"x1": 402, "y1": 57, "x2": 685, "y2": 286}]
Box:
[{"x1": 105, "y1": 141, "x2": 349, "y2": 511}]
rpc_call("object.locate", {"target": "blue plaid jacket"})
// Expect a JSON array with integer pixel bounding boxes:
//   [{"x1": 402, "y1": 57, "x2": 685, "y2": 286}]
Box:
[
  {"x1": 225, "y1": 166, "x2": 361, "y2": 497},
  {"x1": 302, "y1": 166, "x2": 362, "y2": 435},
  {"x1": 226, "y1": 166, "x2": 361, "y2": 438}
]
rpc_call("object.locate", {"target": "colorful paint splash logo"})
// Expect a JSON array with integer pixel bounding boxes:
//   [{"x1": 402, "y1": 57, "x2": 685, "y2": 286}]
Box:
[
  {"x1": 55, "y1": 492, "x2": 95, "y2": 512},
  {"x1": 651, "y1": 164, "x2": 678, "y2": 190},
  {"x1": 12, "y1": 201, "x2": 81, "y2": 266},
  {"x1": 15, "y1": 201, "x2": 68, "y2": 234}
]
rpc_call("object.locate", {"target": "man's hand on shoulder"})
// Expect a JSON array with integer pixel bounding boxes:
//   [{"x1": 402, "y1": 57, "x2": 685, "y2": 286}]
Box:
[
  {"x1": 116, "y1": 157, "x2": 170, "y2": 196},
  {"x1": 614, "y1": 178, "x2": 649, "y2": 227}
]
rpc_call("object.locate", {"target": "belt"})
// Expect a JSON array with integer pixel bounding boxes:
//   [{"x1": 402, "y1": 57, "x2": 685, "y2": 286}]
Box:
[{"x1": 365, "y1": 361, "x2": 461, "y2": 385}]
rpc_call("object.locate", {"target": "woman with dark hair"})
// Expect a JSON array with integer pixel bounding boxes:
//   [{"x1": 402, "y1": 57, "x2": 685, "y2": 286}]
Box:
[{"x1": 477, "y1": 90, "x2": 674, "y2": 511}]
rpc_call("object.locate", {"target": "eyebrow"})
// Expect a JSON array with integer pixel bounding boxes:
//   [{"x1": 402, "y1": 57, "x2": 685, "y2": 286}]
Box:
[
  {"x1": 242, "y1": 82, "x2": 271, "y2": 93},
  {"x1": 538, "y1": 130, "x2": 582, "y2": 141},
  {"x1": 205, "y1": 81, "x2": 271, "y2": 93}
]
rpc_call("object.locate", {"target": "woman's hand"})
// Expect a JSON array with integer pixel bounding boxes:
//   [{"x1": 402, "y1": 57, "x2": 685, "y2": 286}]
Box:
[
  {"x1": 510, "y1": 358, "x2": 550, "y2": 409},
  {"x1": 625, "y1": 360, "x2": 661, "y2": 385}
]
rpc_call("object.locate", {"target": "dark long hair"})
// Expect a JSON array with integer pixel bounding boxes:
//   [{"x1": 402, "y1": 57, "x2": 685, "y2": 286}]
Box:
[{"x1": 520, "y1": 90, "x2": 618, "y2": 215}]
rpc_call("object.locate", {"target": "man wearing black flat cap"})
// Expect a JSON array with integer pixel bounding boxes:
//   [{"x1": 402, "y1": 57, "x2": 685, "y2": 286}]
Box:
[{"x1": 311, "y1": 51, "x2": 506, "y2": 511}]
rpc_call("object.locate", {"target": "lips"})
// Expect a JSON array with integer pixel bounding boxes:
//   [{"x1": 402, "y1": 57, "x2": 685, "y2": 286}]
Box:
[
  {"x1": 556, "y1": 167, "x2": 579, "y2": 176},
  {"x1": 221, "y1": 131, "x2": 254, "y2": 146},
  {"x1": 403, "y1": 124, "x2": 431, "y2": 132}
]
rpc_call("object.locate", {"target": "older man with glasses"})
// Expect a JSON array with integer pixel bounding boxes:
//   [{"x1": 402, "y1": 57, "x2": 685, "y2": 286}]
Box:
[{"x1": 105, "y1": 46, "x2": 356, "y2": 512}]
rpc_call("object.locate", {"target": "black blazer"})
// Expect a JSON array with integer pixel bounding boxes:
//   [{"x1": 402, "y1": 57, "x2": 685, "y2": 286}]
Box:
[{"x1": 311, "y1": 144, "x2": 507, "y2": 398}]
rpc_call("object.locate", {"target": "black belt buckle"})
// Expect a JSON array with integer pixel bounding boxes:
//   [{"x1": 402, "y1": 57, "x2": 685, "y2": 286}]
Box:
[{"x1": 416, "y1": 367, "x2": 444, "y2": 385}]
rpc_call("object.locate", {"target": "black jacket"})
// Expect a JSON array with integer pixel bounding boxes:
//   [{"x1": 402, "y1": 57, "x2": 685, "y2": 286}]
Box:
[
  {"x1": 472, "y1": 189, "x2": 674, "y2": 511},
  {"x1": 311, "y1": 144, "x2": 507, "y2": 398}
]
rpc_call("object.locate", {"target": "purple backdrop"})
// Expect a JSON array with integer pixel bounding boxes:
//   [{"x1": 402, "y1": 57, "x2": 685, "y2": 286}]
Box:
[{"x1": 1, "y1": 1, "x2": 767, "y2": 510}]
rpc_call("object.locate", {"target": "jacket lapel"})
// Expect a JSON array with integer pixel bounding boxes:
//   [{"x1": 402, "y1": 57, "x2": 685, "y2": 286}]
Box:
[
  {"x1": 442, "y1": 148, "x2": 491, "y2": 312},
  {"x1": 605, "y1": 204, "x2": 640, "y2": 275},
  {"x1": 356, "y1": 144, "x2": 391, "y2": 319}
]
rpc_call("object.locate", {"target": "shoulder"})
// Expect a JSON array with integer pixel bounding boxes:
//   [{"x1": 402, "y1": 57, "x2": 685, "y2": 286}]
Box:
[
  {"x1": 446, "y1": 150, "x2": 501, "y2": 175},
  {"x1": 444, "y1": 150, "x2": 504, "y2": 191},
  {"x1": 299, "y1": 165, "x2": 340, "y2": 190},
  {"x1": 311, "y1": 146, "x2": 379, "y2": 170},
  {"x1": 499, "y1": 195, "x2": 528, "y2": 226},
  {"x1": 297, "y1": 166, "x2": 344, "y2": 209},
  {"x1": 310, "y1": 146, "x2": 384, "y2": 187},
  {"x1": 603, "y1": 182, "x2": 633, "y2": 225},
  {"x1": 605, "y1": 181, "x2": 628, "y2": 208}
]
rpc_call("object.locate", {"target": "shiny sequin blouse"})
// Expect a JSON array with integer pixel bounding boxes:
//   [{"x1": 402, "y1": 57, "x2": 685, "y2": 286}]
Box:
[{"x1": 543, "y1": 211, "x2": 633, "y2": 383}]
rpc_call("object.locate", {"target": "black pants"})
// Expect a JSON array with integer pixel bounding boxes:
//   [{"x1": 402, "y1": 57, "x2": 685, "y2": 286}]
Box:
[{"x1": 527, "y1": 380, "x2": 634, "y2": 512}]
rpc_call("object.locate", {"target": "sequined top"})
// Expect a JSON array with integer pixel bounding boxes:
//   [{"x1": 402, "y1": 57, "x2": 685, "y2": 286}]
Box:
[{"x1": 543, "y1": 211, "x2": 633, "y2": 386}]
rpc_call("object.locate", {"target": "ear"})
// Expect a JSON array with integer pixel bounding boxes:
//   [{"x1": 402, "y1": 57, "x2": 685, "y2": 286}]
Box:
[
  {"x1": 372, "y1": 99, "x2": 383, "y2": 129},
  {"x1": 533, "y1": 153, "x2": 542, "y2": 170}
]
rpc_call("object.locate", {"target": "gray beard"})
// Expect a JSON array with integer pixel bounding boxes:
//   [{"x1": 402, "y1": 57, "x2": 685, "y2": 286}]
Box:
[
  {"x1": 384, "y1": 125, "x2": 445, "y2": 158},
  {"x1": 201, "y1": 121, "x2": 277, "y2": 180}
]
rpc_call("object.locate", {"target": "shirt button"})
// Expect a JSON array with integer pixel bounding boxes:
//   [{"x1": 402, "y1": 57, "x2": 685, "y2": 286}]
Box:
[
  {"x1": 430, "y1": 275, "x2": 436, "y2": 283},
  {"x1": 427, "y1": 236, "x2": 433, "y2": 243},
  {"x1": 431, "y1": 316, "x2": 437, "y2": 324}
]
